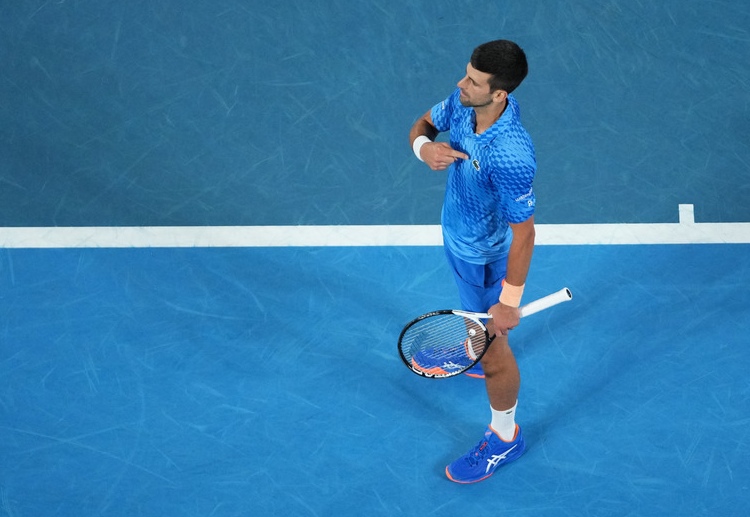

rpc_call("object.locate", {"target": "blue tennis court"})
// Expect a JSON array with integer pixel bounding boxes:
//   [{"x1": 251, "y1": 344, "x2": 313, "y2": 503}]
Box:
[{"x1": 1, "y1": 1, "x2": 749, "y2": 516}]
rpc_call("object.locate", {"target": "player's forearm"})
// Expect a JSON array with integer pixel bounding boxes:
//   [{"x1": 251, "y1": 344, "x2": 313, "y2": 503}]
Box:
[
  {"x1": 409, "y1": 113, "x2": 439, "y2": 144},
  {"x1": 505, "y1": 217, "x2": 536, "y2": 287}
]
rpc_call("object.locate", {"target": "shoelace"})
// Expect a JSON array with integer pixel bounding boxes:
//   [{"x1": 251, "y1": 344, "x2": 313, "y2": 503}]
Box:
[{"x1": 464, "y1": 439, "x2": 490, "y2": 467}]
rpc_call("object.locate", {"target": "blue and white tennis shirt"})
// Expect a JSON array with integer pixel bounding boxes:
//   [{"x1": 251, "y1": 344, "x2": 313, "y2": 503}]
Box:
[{"x1": 430, "y1": 89, "x2": 536, "y2": 265}]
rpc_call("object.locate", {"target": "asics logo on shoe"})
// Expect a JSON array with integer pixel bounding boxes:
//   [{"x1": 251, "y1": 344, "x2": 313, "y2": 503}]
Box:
[
  {"x1": 441, "y1": 361, "x2": 464, "y2": 370},
  {"x1": 485, "y1": 444, "x2": 519, "y2": 473}
]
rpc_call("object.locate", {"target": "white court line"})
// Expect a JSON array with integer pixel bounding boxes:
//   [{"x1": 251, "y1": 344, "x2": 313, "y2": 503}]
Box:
[
  {"x1": 678, "y1": 203, "x2": 695, "y2": 224},
  {"x1": 0, "y1": 206, "x2": 748, "y2": 248}
]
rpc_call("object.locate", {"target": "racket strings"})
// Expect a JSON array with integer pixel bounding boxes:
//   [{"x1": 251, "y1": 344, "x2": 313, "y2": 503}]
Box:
[{"x1": 400, "y1": 315, "x2": 487, "y2": 376}]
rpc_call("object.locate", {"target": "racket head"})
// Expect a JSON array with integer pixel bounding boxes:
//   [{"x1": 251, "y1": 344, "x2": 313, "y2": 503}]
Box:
[{"x1": 397, "y1": 310, "x2": 491, "y2": 378}]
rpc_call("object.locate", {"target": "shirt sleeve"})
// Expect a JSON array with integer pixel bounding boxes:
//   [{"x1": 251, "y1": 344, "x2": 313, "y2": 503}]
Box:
[
  {"x1": 429, "y1": 89, "x2": 461, "y2": 133},
  {"x1": 505, "y1": 183, "x2": 536, "y2": 224},
  {"x1": 491, "y1": 149, "x2": 536, "y2": 224}
]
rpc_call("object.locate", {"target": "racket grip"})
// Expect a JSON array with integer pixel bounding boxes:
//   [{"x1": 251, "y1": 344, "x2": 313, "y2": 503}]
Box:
[{"x1": 519, "y1": 287, "x2": 572, "y2": 318}]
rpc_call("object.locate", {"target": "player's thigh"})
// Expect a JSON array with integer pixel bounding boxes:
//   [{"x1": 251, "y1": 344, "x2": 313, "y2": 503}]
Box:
[{"x1": 444, "y1": 249, "x2": 506, "y2": 312}]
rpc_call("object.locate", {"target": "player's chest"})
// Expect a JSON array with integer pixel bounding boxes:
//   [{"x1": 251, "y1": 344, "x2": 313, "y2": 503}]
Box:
[{"x1": 452, "y1": 135, "x2": 495, "y2": 177}]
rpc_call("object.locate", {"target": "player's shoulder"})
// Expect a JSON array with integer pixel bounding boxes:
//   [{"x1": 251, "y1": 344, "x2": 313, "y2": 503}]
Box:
[
  {"x1": 432, "y1": 89, "x2": 472, "y2": 131},
  {"x1": 485, "y1": 125, "x2": 536, "y2": 171}
]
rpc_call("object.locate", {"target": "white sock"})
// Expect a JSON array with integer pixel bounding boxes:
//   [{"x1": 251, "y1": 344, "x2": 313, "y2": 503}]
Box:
[{"x1": 490, "y1": 401, "x2": 518, "y2": 442}]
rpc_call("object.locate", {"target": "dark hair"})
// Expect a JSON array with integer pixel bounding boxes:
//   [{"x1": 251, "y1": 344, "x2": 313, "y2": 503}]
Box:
[{"x1": 470, "y1": 40, "x2": 528, "y2": 93}]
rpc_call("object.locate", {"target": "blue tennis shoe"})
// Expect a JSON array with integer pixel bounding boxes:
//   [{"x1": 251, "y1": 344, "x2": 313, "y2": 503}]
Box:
[{"x1": 446, "y1": 425, "x2": 525, "y2": 483}]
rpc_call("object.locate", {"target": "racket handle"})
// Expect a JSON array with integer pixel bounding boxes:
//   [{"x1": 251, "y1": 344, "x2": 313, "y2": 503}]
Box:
[{"x1": 519, "y1": 287, "x2": 572, "y2": 318}]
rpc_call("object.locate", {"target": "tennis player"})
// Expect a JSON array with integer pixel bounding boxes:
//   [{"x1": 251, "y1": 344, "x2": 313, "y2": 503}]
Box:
[{"x1": 409, "y1": 39, "x2": 536, "y2": 483}]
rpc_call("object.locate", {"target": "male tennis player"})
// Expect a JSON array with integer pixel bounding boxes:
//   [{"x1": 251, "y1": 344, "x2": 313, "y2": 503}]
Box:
[{"x1": 409, "y1": 39, "x2": 536, "y2": 483}]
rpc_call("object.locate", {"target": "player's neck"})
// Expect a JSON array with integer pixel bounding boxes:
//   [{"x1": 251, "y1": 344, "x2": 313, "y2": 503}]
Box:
[{"x1": 474, "y1": 99, "x2": 507, "y2": 134}]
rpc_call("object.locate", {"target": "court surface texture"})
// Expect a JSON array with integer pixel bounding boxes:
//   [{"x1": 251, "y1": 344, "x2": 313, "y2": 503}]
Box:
[{"x1": 1, "y1": 2, "x2": 749, "y2": 516}]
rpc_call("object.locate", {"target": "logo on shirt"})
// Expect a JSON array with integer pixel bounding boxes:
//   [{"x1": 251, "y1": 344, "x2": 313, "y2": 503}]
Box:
[
  {"x1": 472, "y1": 159, "x2": 480, "y2": 171},
  {"x1": 514, "y1": 188, "x2": 535, "y2": 208},
  {"x1": 515, "y1": 188, "x2": 533, "y2": 203}
]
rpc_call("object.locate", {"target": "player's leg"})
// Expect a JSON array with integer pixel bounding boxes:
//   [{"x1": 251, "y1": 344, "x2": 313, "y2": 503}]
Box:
[
  {"x1": 481, "y1": 334, "x2": 520, "y2": 421},
  {"x1": 445, "y1": 260, "x2": 526, "y2": 483}
]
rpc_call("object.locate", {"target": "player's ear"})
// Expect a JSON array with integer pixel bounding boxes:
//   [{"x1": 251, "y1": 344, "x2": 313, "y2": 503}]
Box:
[{"x1": 493, "y1": 89, "x2": 508, "y2": 104}]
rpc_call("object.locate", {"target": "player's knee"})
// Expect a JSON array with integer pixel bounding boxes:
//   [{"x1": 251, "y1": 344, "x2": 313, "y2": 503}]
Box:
[{"x1": 481, "y1": 338, "x2": 514, "y2": 376}]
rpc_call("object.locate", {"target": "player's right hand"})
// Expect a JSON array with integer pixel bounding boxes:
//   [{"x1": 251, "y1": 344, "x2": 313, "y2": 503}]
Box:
[
  {"x1": 420, "y1": 142, "x2": 469, "y2": 171},
  {"x1": 487, "y1": 302, "x2": 521, "y2": 336}
]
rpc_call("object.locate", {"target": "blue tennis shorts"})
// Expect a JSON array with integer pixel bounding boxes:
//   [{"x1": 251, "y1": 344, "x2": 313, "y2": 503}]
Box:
[{"x1": 444, "y1": 247, "x2": 507, "y2": 313}]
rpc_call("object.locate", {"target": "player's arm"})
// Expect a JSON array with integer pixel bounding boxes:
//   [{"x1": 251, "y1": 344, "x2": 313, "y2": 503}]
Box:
[
  {"x1": 487, "y1": 215, "x2": 536, "y2": 335},
  {"x1": 504, "y1": 215, "x2": 535, "y2": 288},
  {"x1": 409, "y1": 110, "x2": 468, "y2": 170}
]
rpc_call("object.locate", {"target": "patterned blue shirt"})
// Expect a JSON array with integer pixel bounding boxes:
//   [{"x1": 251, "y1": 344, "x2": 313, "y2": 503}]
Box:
[{"x1": 430, "y1": 89, "x2": 536, "y2": 264}]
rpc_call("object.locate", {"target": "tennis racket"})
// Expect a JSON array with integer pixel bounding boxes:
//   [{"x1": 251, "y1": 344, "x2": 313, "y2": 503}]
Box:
[{"x1": 398, "y1": 287, "x2": 572, "y2": 378}]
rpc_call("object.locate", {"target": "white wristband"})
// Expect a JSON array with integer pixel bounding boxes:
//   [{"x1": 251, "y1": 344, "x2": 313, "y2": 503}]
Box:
[{"x1": 412, "y1": 135, "x2": 431, "y2": 162}]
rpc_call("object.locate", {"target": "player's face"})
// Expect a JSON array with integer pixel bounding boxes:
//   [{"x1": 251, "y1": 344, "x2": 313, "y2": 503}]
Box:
[{"x1": 457, "y1": 64, "x2": 499, "y2": 108}]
